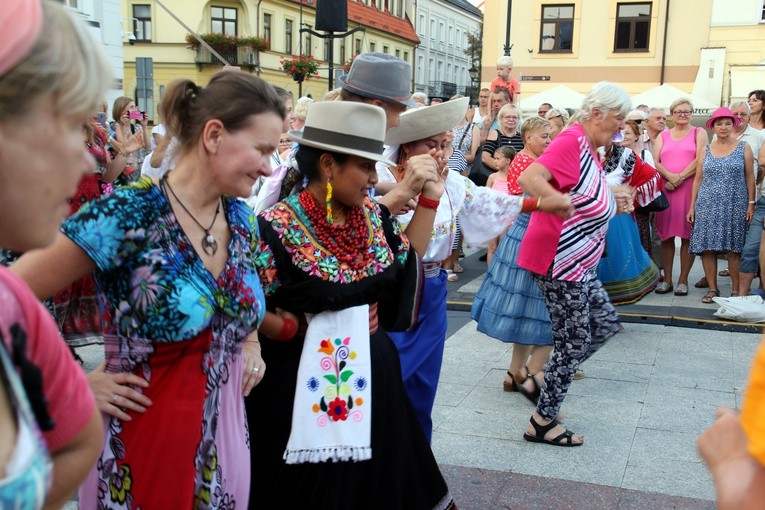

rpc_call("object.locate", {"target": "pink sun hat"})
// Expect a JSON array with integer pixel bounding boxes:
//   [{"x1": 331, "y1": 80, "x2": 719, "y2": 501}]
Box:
[
  {"x1": 706, "y1": 107, "x2": 742, "y2": 130},
  {"x1": 0, "y1": 0, "x2": 43, "y2": 76}
]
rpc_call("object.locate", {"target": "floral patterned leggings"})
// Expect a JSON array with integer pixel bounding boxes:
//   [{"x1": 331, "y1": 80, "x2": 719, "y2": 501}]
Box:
[{"x1": 533, "y1": 273, "x2": 621, "y2": 421}]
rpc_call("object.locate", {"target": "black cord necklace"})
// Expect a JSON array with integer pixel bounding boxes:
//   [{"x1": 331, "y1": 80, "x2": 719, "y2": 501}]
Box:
[{"x1": 161, "y1": 176, "x2": 222, "y2": 256}]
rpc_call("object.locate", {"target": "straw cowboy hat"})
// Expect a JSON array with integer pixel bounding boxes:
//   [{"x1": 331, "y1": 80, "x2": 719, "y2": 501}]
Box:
[
  {"x1": 289, "y1": 101, "x2": 395, "y2": 166},
  {"x1": 384, "y1": 97, "x2": 470, "y2": 146},
  {"x1": 339, "y1": 52, "x2": 416, "y2": 107}
]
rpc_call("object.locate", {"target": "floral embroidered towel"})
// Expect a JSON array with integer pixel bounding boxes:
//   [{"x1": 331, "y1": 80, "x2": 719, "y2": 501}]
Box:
[{"x1": 284, "y1": 305, "x2": 372, "y2": 464}]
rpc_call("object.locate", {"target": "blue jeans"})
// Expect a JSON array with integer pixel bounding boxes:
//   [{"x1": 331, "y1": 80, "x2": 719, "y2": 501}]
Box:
[{"x1": 740, "y1": 198, "x2": 765, "y2": 273}]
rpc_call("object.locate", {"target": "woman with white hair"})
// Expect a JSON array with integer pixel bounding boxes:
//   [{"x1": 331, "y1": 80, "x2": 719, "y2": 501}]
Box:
[
  {"x1": 291, "y1": 96, "x2": 314, "y2": 133},
  {"x1": 516, "y1": 81, "x2": 637, "y2": 446},
  {"x1": 379, "y1": 99, "x2": 572, "y2": 442}
]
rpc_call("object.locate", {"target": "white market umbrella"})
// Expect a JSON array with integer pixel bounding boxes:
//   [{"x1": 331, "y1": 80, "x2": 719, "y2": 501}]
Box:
[
  {"x1": 631, "y1": 83, "x2": 719, "y2": 113},
  {"x1": 519, "y1": 85, "x2": 585, "y2": 113}
]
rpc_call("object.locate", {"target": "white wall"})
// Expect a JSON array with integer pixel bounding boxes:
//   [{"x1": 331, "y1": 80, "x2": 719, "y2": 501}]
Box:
[
  {"x1": 711, "y1": 0, "x2": 762, "y2": 25},
  {"x1": 65, "y1": 0, "x2": 125, "y2": 111}
]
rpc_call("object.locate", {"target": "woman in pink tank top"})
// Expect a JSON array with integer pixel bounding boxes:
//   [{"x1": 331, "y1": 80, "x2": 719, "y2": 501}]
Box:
[{"x1": 652, "y1": 99, "x2": 709, "y2": 296}]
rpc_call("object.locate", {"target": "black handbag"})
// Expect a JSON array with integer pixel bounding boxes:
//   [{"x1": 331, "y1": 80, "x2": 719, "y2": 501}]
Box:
[
  {"x1": 467, "y1": 130, "x2": 498, "y2": 186},
  {"x1": 638, "y1": 191, "x2": 670, "y2": 212}
]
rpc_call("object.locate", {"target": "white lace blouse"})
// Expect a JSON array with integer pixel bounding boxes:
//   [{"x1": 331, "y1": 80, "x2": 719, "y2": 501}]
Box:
[{"x1": 377, "y1": 156, "x2": 523, "y2": 263}]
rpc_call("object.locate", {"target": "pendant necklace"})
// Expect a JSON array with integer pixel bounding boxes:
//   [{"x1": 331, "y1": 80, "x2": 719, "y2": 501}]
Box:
[{"x1": 161, "y1": 177, "x2": 222, "y2": 256}]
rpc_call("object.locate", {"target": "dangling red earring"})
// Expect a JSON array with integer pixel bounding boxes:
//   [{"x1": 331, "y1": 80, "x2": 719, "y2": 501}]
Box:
[{"x1": 326, "y1": 180, "x2": 333, "y2": 224}]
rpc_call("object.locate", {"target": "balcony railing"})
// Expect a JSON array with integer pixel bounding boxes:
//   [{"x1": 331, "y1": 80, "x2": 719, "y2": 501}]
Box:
[{"x1": 195, "y1": 46, "x2": 260, "y2": 71}]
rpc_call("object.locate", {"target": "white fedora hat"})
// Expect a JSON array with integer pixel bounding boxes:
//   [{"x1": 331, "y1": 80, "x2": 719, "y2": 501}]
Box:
[
  {"x1": 289, "y1": 101, "x2": 395, "y2": 166},
  {"x1": 385, "y1": 97, "x2": 470, "y2": 146}
]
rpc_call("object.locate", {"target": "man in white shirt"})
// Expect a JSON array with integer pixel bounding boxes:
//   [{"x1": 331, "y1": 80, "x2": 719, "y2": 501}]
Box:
[{"x1": 642, "y1": 107, "x2": 666, "y2": 154}]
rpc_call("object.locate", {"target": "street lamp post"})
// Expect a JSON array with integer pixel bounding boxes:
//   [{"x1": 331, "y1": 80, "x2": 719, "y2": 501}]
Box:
[
  {"x1": 504, "y1": 0, "x2": 513, "y2": 56},
  {"x1": 468, "y1": 65, "x2": 480, "y2": 104}
]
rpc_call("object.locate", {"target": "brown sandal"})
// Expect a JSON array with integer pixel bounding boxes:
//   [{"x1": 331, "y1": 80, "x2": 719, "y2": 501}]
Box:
[
  {"x1": 503, "y1": 370, "x2": 518, "y2": 392},
  {"x1": 701, "y1": 289, "x2": 719, "y2": 304}
]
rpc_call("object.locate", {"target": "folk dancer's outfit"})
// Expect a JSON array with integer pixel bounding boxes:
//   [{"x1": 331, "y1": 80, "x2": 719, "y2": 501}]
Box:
[
  {"x1": 247, "y1": 194, "x2": 456, "y2": 509},
  {"x1": 597, "y1": 146, "x2": 662, "y2": 304}
]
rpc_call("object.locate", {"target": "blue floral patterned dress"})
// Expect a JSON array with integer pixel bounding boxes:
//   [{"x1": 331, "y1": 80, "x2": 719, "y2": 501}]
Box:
[
  {"x1": 690, "y1": 142, "x2": 749, "y2": 254},
  {"x1": 62, "y1": 176, "x2": 265, "y2": 509}
]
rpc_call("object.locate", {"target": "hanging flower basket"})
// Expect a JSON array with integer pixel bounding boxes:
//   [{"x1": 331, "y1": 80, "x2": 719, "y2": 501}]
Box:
[
  {"x1": 185, "y1": 33, "x2": 270, "y2": 52},
  {"x1": 281, "y1": 54, "x2": 321, "y2": 82},
  {"x1": 342, "y1": 54, "x2": 357, "y2": 73}
]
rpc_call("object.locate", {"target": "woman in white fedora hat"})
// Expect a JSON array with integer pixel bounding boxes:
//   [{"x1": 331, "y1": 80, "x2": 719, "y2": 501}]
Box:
[
  {"x1": 379, "y1": 98, "x2": 573, "y2": 442},
  {"x1": 246, "y1": 100, "x2": 457, "y2": 509}
]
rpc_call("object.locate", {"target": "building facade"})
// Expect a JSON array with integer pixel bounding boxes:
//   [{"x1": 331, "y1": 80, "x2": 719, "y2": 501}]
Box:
[
  {"x1": 58, "y1": 0, "x2": 125, "y2": 109},
  {"x1": 709, "y1": 0, "x2": 765, "y2": 104},
  {"x1": 121, "y1": 0, "x2": 418, "y2": 122},
  {"x1": 413, "y1": 0, "x2": 482, "y2": 101},
  {"x1": 480, "y1": 0, "x2": 765, "y2": 111}
]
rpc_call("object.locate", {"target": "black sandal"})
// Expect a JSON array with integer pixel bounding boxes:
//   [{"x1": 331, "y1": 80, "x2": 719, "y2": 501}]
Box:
[
  {"x1": 701, "y1": 289, "x2": 719, "y2": 304},
  {"x1": 503, "y1": 370, "x2": 518, "y2": 392},
  {"x1": 523, "y1": 416, "x2": 583, "y2": 447},
  {"x1": 516, "y1": 370, "x2": 541, "y2": 405}
]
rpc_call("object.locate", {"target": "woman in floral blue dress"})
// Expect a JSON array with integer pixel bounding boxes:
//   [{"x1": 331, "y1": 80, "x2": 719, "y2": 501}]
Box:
[{"x1": 13, "y1": 71, "x2": 287, "y2": 509}]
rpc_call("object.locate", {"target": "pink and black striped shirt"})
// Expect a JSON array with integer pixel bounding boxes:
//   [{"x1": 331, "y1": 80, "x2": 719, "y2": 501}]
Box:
[{"x1": 517, "y1": 123, "x2": 616, "y2": 282}]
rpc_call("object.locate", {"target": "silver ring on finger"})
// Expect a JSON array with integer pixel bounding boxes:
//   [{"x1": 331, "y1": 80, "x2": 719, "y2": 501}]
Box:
[
  {"x1": 112, "y1": 393, "x2": 120, "y2": 403},
  {"x1": 252, "y1": 367, "x2": 260, "y2": 373}
]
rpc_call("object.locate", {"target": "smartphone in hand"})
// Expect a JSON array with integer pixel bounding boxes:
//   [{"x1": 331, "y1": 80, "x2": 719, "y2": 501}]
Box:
[
  {"x1": 96, "y1": 112, "x2": 108, "y2": 128},
  {"x1": 128, "y1": 109, "x2": 144, "y2": 120}
]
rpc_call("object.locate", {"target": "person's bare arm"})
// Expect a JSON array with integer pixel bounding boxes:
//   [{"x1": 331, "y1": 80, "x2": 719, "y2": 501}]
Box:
[
  {"x1": 678, "y1": 128, "x2": 709, "y2": 182},
  {"x1": 44, "y1": 408, "x2": 103, "y2": 510},
  {"x1": 651, "y1": 133, "x2": 680, "y2": 189},
  {"x1": 464, "y1": 125, "x2": 480, "y2": 164},
  {"x1": 10, "y1": 233, "x2": 96, "y2": 300},
  {"x1": 376, "y1": 151, "x2": 440, "y2": 215},
  {"x1": 102, "y1": 150, "x2": 126, "y2": 183},
  {"x1": 745, "y1": 144, "x2": 756, "y2": 222},
  {"x1": 373, "y1": 181, "x2": 398, "y2": 196},
  {"x1": 481, "y1": 131, "x2": 499, "y2": 170},
  {"x1": 698, "y1": 408, "x2": 765, "y2": 510},
  {"x1": 150, "y1": 135, "x2": 173, "y2": 168}
]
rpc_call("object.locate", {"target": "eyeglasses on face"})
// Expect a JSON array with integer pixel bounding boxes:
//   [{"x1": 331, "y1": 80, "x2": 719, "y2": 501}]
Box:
[
  {"x1": 673, "y1": 110, "x2": 692, "y2": 116},
  {"x1": 631, "y1": 119, "x2": 643, "y2": 124}
]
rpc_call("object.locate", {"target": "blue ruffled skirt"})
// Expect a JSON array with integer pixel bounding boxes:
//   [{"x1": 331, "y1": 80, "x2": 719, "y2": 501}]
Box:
[{"x1": 471, "y1": 213, "x2": 553, "y2": 345}]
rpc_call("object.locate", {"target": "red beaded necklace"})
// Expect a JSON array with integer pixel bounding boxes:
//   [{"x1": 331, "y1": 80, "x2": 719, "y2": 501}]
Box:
[{"x1": 298, "y1": 190, "x2": 373, "y2": 270}]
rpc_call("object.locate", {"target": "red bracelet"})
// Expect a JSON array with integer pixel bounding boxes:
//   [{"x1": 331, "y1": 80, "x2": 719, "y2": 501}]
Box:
[
  {"x1": 521, "y1": 197, "x2": 538, "y2": 213},
  {"x1": 418, "y1": 195, "x2": 440, "y2": 210},
  {"x1": 274, "y1": 316, "x2": 298, "y2": 341}
]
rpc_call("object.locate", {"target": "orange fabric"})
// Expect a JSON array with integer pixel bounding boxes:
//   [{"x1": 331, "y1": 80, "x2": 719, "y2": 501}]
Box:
[
  {"x1": 490, "y1": 77, "x2": 521, "y2": 101},
  {"x1": 741, "y1": 336, "x2": 765, "y2": 466}
]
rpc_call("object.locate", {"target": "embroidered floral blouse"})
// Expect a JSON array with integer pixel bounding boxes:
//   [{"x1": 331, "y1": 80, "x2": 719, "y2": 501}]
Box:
[
  {"x1": 378, "y1": 163, "x2": 524, "y2": 262},
  {"x1": 255, "y1": 194, "x2": 420, "y2": 329}
]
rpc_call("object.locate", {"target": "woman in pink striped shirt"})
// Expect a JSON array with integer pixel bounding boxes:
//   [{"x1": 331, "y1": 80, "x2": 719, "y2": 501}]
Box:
[{"x1": 516, "y1": 82, "x2": 636, "y2": 447}]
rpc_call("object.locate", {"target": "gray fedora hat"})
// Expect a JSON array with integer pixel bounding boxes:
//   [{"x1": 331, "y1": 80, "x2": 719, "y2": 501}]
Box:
[
  {"x1": 339, "y1": 52, "x2": 416, "y2": 107},
  {"x1": 289, "y1": 101, "x2": 395, "y2": 166}
]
